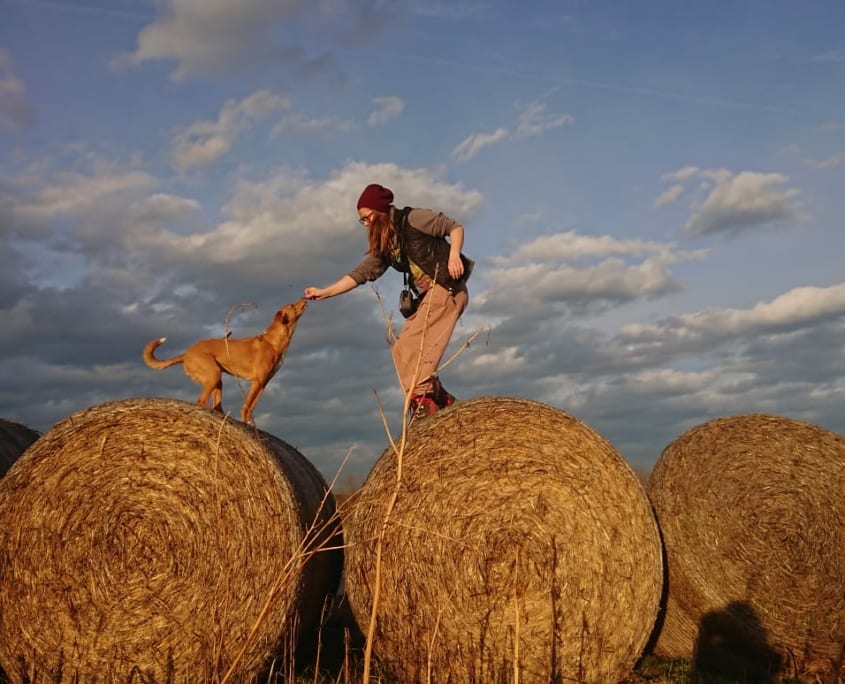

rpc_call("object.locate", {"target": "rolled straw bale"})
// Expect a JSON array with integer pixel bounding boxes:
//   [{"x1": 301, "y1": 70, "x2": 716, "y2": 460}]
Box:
[
  {"x1": 0, "y1": 397, "x2": 342, "y2": 683},
  {"x1": 344, "y1": 396, "x2": 663, "y2": 683},
  {"x1": 647, "y1": 414, "x2": 845, "y2": 677},
  {"x1": 0, "y1": 418, "x2": 40, "y2": 478}
]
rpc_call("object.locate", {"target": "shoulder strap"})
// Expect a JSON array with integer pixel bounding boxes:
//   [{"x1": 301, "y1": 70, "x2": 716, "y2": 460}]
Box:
[
  {"x1": 395, "y1": 206, "x2": 416, "y2": 290},
  {"x1": 395, "y1": 206, "x2": 413, "y2": 266}
]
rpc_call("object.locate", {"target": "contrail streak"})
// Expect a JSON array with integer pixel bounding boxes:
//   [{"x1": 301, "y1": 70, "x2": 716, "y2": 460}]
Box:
[
  {"x1": 381, "y1": 50, "x2": 797, "y2": 115},
  {"x1": 1, "y1": 0, "x2": 152, "y2": 21}
]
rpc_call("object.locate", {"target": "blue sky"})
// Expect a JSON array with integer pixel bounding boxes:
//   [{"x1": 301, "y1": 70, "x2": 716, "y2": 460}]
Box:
[{"x1": 1, "y1": 0, "x2": 844, "y2": 483}]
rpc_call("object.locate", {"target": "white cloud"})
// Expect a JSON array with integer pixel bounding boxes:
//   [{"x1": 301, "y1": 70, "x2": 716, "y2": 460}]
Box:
[
  {"x1": 479, "y1": 231, "x2": 707, "y2": 317},
  {"x1": 452, "y1": 128, "x2": 509, "y2": 162},
  {"x1": 500, "y1": 231, "x2": 697, "y2": 264},
  {"x1": 656, "y1": 166, "x2": 808, "y2": 236},
  {"x1": 806, "y1": 151, "x2": 845, "y2": 169},
  {"x1": 686, "y1": 170, "x2": 808, "y2": 236},
  {"x1": 0, "y1": 50, "x2": 35, "y2": 131},
  {"x1": 171, "y1": 90, "x2": 290, "y2": 170},
  {"x1": 661, "y1": 166, "x2": 700, "y2": 182},
  {"x1": 14, "y1": 168, "x2": 155, "y2": 222},
  {"x1": 619, "y1": 282, "x2": 845, "y2": 348},
  {"x1": 653, "y1": 184, "x2": 684, "y2": 208},
  {"x1": 368, "y1": 96, "x2": 405, "y2": 127},
  {"x1": 271, "y1": 113, "x2": 356, "y2": 138},
  {"x1": 515, "y1": 101, "x2": 573, "y2": 138},
  {"x1": 127, "y1": 161, "x2": 484, "y2": 285},
  {"x1": 113, "y1": 0, "x2": 307, "y2": 80}
]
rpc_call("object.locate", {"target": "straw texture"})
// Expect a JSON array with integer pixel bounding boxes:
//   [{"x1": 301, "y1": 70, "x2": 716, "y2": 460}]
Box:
[
  {"x1": 647, "y1": 413, "x2": 845, "y2": 678},
  {"x1": 0, "y1": 418, "x2": 40, "y2": 479},
  {"x1": 344, "y1": 396, "x2": 663, "y2": 683},
  {"x1": 0, "y1": 397, "x2": 342, "y2": 683}
]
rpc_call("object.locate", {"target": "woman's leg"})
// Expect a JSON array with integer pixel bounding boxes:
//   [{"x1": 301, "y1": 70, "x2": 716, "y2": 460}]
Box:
[{"x1": 392, "y1": 283, "x2": 468, "y2": 397}]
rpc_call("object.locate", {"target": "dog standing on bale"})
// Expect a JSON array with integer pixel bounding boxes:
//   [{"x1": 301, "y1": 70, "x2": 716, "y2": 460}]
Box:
[{"x1": 143, "y1": 298, "x2": 308, "y2": 424}]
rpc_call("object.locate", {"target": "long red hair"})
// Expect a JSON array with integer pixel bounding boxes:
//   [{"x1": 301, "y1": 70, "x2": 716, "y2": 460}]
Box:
[{"x1": 366, "y1": 209, "x2": 396, "y2": 257}]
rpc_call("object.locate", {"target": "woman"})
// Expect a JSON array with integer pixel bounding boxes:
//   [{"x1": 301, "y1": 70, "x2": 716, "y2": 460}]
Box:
[{"x1": 304, "y1": 183, "x2": 471, "y2": 419}]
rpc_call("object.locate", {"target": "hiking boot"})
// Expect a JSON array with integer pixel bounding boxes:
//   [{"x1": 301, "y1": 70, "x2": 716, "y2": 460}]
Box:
[
  {"x1": 408, "y1": 394, "x2": 438, "y2": 422},
  {"x1": 431, "y1": 376, "x2": 456, "y2": 409}
]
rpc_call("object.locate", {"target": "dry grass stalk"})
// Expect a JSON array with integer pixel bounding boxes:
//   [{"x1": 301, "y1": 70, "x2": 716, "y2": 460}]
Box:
[
  {"x1": 0, "y1": 418, "x2": 40, "y2": 479},
  {"x1": 360, "y1": 283, "x2": 436, "y2": 683},
  {"x1": 344, "y1": 396, "x2": 664, "y2": 683},
  {"x1": 0, "y1": 397, "x2": 342, "y2": 682},
  {"x1": 647, "y1": 413, "x2": 845, "y2": 680}
]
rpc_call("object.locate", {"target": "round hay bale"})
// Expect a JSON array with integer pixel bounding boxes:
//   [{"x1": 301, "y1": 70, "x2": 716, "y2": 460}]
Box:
[
  {"x1": 647, "y1": 413, "x2": 845, "y2": 678},
  {"x1": 344, "y1": 396, "x2": 663, "y2": 683},
  {"x1": 649, "y1": 592, "x2": 700, "y2": 661},
  {"x1": 0, "y1": 397, "x2": 342, "y2": 682},
  {"x1": 0, "y1": 418, "x2": 41, "y2": 478}
]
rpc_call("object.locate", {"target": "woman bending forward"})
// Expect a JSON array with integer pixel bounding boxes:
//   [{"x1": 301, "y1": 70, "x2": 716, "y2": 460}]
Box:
[{"x1": 304, "y1": 183, "x2": 472, "y2": 420}]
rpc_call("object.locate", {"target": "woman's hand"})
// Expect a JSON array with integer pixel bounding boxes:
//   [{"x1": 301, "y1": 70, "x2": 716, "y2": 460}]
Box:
[
  {"x1": 448, "y1": 253, "x2": 464, "y2": 280},
  {"x1": 304, "y1": 276, "x2": 358, "y2": 301}
]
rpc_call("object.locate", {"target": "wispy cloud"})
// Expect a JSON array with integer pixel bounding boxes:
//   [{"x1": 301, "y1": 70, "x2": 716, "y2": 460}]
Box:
[
  {"x1": 805, "y1": 151, "x2": 845, "y2": 169},
  {"x1": 653, "y1": 184, "x2": 684, "y2": 208},
  {"x1": 515, "y1": 101, "x2": 573, "y2": 138},
  {"x1": 451, "y1": 128, "x2": 508, "y2": 162},
  {"x1": 0, "y1": 50, "x2": 35, "y2": 131},
  {"x1": 271, "y1": 113, "x2": 356, "y2": 137},
  {"x1": 171, "y1": 90, "x2": 290, "y2": 170},
  {"x1": 367, "y1": 96, "x2": 404, "y2": 127},
  {"x1": 808, "y1": 49, "x2": 845, "y2": 63}
]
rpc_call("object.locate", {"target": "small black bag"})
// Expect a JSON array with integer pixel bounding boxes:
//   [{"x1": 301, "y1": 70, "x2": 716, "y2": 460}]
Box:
[
  {"x1": 398, "y1": 287, "x2": 419, "y2": 318},
  {"x1": 399, "y1": 268, "x2": 422, "y2": 318}
]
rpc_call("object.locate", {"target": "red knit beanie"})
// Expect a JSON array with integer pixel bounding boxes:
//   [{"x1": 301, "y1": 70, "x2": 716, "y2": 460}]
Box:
[{"x1": 356, "y1": 184, "x2": 394, "y2": 213}]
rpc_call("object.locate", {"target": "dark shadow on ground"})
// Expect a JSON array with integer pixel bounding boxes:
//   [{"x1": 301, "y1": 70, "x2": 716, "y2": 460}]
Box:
[{"x1": 692, "y1": 600, "x2": 782, "y2": 683}]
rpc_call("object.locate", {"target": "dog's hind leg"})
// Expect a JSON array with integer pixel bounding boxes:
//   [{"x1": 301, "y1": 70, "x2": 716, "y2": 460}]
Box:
[
  {"x1": 197, "y1": 380, "x2": 223, "y2": 412},
  {"x1": 185, "y1": 355, "x2": 224, "y2": 413}
]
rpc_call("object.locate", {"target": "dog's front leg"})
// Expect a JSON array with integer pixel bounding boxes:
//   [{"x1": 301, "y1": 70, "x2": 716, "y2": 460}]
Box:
[{"x1": 241, "y1": 381, "x2": 266, "y2": 424}]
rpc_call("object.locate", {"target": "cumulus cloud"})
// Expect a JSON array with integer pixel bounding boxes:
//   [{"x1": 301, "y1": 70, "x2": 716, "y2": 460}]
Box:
[
  {"x1": 452, "y1": 128, "x2": 508, "y2": 162},
  {"x1": 367, "y1": 96, "x2": 404, "y2": 127},
  {"x1": 15, "y1": 159, "x2": 482, "y2": 292},
  {"x1": 0, "y1": 50, "x2": 35, "y2": 131},
  {"x1": 113, "y1": 0, "x2": 307, "y2": 80},
  {"x1": 478, "y1": 231, "x2": 707, "y2": 317},
  {"x1": 618, "y1": 283, "x2": 845, "y2": 351},
  {"x1": 111, "y1": 0, "x2": 387, "y2": 81},
  {"x1": 171, "y1": 90, "x2": 290, "y2": 170},
  {"x1": 655, "y1": 166, "x2": 809, "y2": 237},
  {"x1": 515, "y1": 100, "x2": 573, "y2": 138},
  {"x1": 13, "y1": 167, "x2": 155, "y2": 223}
]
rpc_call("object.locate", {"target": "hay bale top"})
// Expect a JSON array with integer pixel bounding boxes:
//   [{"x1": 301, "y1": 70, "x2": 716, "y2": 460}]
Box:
[
  {"x1": 648, "y1": 413, "x2": 845, "y2": 669},
  {"x1": 0, "y1": 418, "x2": 41, "y2": 478},
  {"x1": 345, "y1": 396, "x2": 663, "y2": 683},
  {"x1": 0, "y1": 397, "x2": 340, "y2": 682}
]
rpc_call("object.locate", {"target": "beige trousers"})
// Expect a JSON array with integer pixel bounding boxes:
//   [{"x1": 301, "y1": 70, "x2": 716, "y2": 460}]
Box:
[{"x1": 392, "y1": 282, "x2": 469, "y2": 397}]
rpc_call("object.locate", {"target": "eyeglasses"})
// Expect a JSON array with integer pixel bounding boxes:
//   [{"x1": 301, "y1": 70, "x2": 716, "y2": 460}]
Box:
[{"x1": 358, "y1": 211, "x2": 375, "y2": 225}]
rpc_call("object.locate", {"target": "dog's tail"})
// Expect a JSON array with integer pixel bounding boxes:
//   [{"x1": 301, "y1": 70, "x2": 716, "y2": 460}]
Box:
[{"x1": 142, "y1": 337, "x2": 185, "y2": 370}]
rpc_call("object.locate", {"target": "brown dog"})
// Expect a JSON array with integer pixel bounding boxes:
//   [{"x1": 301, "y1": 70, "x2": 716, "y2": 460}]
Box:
[{"x1": 143, "y1": 298, "x2": 308, "y2": 424}]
